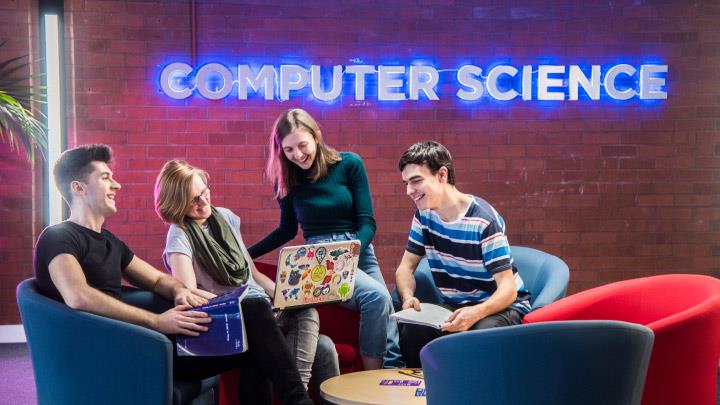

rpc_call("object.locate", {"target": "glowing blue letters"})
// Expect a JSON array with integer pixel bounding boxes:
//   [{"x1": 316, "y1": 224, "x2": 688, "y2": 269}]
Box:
[{"x1": 159, "y1": 62, "x2": 668, "y2": 102}]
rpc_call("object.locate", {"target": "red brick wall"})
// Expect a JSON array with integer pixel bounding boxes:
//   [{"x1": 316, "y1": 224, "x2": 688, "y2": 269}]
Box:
[
  {"x1": 2, "y1": 0, "x2": 720, "y2": 324},
  {"x1": 0, "y1": 0, "x2": 41, "y2": 324}
]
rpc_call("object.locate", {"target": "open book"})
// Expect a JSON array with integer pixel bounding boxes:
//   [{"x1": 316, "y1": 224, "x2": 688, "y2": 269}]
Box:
[
  {"x1": 176, "y1": 285, "x2": 249, "y2": 356},
  {"x1": 391, "y1": 303, "x2": 453, "y2": 329}
]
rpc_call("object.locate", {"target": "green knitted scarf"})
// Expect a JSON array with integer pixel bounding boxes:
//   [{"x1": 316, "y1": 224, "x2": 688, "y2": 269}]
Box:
[{"x1": 182, "y1": 207, "x2": 249, "y2": 286}]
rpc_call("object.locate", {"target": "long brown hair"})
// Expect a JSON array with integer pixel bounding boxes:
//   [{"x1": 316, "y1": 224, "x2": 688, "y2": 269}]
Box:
[
  {"x1": 154, "y1": 160, "x2": 209, "y2": 226},
  {"x1": 266, "y1": 108, "x2": 340, "y2": 198}
]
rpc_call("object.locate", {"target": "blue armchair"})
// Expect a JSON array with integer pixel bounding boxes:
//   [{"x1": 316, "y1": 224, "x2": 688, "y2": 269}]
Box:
[
  {"x1": 510, "y1": 246, "x2": 569, "y2": 309},
  {"x1": 391, "y1": 245, "x2": 569, "y2": 310},
  {"x1": 16, "y1": 278, "x2": 218, "y2": 405},
  {"x1": 420, "y1": 320, "x2": 654, "y2": 405}
]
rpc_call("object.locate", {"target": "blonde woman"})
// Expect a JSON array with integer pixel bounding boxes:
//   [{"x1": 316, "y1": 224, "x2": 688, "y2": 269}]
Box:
[
  {"x1": 248, "y1": 108, "x2": 403, "y2": 369},
  {"x1": 154, "y1": 160, "x2": 338, "y2": 402}
]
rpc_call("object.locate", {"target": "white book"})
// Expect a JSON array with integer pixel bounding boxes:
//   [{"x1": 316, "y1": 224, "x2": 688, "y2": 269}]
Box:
[{"x1": 391, "y1": 303, "x2": 453, "y2": 329}]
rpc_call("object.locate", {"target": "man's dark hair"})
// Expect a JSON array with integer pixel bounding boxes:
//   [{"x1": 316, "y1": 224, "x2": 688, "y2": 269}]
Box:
[
  {"x1": 53, "y1": 144, "x2": 113, "y2": 204},
  {"x1": 398, "y1": 141, "x2": 455, "y2": 185}
]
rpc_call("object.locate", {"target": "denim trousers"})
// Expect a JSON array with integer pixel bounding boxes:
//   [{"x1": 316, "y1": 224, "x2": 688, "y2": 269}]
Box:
[
  {"x1": 306, "y1": 232, "x2": 404, "y2": 368},
  {"x1": 276, "y1": 307, "x2": 340, "y2": 389}
]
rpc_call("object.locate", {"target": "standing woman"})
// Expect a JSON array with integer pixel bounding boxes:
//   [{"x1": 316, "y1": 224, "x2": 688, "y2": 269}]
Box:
[{"x1": 249, "y1": 108, "x2": 403, "y2": 369}]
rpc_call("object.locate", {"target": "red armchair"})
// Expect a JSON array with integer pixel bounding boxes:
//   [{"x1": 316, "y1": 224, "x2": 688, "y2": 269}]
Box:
[
  {"x1": 523, "y1": 274, "x2": 720, "y2": 405},
  {"x1": 220, "y1": 261, "x2": 362, "y2": 405}
]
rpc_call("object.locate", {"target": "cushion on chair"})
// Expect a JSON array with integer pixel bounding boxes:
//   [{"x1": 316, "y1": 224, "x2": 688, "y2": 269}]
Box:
[{"x1": 333, "y1": 343, "x2": 358, "y2": 374}]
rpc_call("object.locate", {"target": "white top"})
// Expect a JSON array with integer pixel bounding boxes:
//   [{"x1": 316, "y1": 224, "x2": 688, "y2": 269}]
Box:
[{"x1": 163, "y1": 206, "x2": 267, "y2": 300}]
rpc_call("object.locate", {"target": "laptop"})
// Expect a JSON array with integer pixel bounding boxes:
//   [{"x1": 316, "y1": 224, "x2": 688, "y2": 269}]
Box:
[{"x1": 272, "y1": 239, "x2": 361, "y2": 310}]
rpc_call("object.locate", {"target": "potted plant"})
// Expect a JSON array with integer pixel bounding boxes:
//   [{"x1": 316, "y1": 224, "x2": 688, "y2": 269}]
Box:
[{"x1": 0, "y1": 40, "x2": 46, "y2": 162}]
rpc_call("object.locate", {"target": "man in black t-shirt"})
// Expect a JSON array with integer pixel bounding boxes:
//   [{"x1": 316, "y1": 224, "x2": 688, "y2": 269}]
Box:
[
  {"x1": 34, "y1": 144, "x2": 312, "y2": 405},
  {"x1": 35, "y1": 144, "x2": 210, "y2": 335},
  {"x1": 35, "y1": 221, "x2": 135, "y2": 303}
]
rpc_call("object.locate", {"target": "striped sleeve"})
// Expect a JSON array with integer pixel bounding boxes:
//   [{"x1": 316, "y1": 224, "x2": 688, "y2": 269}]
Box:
[
  {"x1": 405, "y1": 211, "x2": 426, "y2": 256},
  {"x1": 480, "y1": 219, "x2": 512, "y2": 274}
]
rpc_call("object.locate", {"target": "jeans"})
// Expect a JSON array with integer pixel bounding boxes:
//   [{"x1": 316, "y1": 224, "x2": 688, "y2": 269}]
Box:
[
  {"x1": 310, "y1": 335, "x2": 341, "y2": 404},
  {"x1": 306, "y1": 232, "x2": 404, "y2": 368},
  {"x1": 276, "y1": 307, "x2": 340, "y2": 389}
]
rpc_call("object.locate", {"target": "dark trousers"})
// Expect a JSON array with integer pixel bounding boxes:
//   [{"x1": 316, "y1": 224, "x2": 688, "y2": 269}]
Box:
[
  {"x1": 399, "y1": 306, "x2": 524, "y2": 368},
  {"x1": 173, "y1": 297, "x2": 312, "y2": 405}
]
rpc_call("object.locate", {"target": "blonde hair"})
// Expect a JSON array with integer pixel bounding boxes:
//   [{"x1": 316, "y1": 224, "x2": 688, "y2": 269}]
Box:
[
  {"x1": 154, "y1": 160, "x2": 208, "y2": 226},
  {"x1": 266, "y1": 108, "x2": 340, "y2": 198}
]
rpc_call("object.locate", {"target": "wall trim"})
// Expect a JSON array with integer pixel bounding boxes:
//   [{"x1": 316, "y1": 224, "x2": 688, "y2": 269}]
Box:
[{"x1": 0, "y1": 325, "x2": 26, "y2": 343}]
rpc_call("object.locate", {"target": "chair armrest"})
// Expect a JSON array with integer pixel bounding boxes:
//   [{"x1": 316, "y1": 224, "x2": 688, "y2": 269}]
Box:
[
  {"x1": 644, "y1": 295, "x2": 720, "y2": 378},
  {"x1": 523, "y1": 284, "x2": 612, "y2": 323}
]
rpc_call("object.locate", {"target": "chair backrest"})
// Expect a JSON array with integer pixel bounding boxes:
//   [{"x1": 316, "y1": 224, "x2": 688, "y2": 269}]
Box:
[
  {"x1": 524, "y1": 274, "x2": 720, "y2": 405},
  {"x1": 17, "y1": 278, "x2": 173, "y2": 405},
  {"x1": 420, "y1": 320, "x2": 654, "y2": 405},
  {"x1": 511, "y1": 246, "x2": 569, "y2": 309}
]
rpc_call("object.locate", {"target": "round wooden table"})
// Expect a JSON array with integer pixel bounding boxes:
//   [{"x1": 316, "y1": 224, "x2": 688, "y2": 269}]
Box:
[{"x1": 320, "y1": 369, "x2": 426, "y2": 405}]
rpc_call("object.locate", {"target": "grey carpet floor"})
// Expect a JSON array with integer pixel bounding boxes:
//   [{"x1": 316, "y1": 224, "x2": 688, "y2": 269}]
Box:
[{"x1": 0, "y1": 343, "x2": 36, "y2": 405}]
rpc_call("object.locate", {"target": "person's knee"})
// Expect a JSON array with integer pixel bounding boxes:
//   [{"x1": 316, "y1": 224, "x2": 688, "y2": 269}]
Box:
[
  {"x1": 316, "y1": 335, "x2": 338, "y2": 360},
  {"x1": 241, "y1": 297, "x2": 273, "y2": 319},
  {"x1": 243, "y1": 297, "x2": 271, "y2": 310},
  {"x1": 296, "y1": 307, "x2": 320, "y2": 326},
  {"x1": 471, "y1": 308, "x2": 522, "y2": 330},
  {"x1": 359, "y1": 285, "x2": 393, "y2": 312},
  {"x1": 314, "y1": 334, "x2": 340, "y2": 375}
]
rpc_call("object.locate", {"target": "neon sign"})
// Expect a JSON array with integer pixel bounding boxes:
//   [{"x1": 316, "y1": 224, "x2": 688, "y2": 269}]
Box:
[{"x1": 159, "y1": 62, "x2": 668, "y2": 102}]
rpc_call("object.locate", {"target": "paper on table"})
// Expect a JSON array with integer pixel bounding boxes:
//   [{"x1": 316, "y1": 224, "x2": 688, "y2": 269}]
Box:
[
  {"x1": 398, "y1": 369, "x2": 424, "y2": 380},
  {"x1": 391, "y1": 303, "x2": 453, "y2": 329}
]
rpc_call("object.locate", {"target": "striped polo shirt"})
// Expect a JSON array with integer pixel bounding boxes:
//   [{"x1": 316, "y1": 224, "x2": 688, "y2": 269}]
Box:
[{"x1": 406, "y1": 195, "x2": 531, "y2": 314}]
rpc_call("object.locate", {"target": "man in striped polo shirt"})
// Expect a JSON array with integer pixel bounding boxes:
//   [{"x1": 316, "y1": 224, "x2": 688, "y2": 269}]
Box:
[{"x1": 394, "y1": 141, "x2": 531, "y2": 367}]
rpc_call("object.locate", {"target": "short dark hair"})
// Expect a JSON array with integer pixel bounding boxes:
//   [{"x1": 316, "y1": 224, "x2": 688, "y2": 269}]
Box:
[
  {"x1": 398, "y1": 141, "x2": 455, "y2": 185},
  {"x1": 53, "y1": 144, "x2": 113, "y2": 204}
]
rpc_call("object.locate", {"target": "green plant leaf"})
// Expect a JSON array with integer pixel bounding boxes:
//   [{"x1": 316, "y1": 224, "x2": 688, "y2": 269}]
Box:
[
  {"x1": 0, "y1": 40, "x2": 47, "y2": 162},
  {"x1": 0, "y1": 55, "x2": 28, "y2": 73}
]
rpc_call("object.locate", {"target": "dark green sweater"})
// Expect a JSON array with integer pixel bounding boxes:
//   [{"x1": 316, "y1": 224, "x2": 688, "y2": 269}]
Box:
[{"x1": 248, "y1": 152, "x2": 376, "y2": 258}]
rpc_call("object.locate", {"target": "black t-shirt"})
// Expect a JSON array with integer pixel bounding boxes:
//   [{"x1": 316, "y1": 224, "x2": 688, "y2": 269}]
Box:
[{"x1": 34, "y1": 221, "x2": 135, "y2": 302}]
